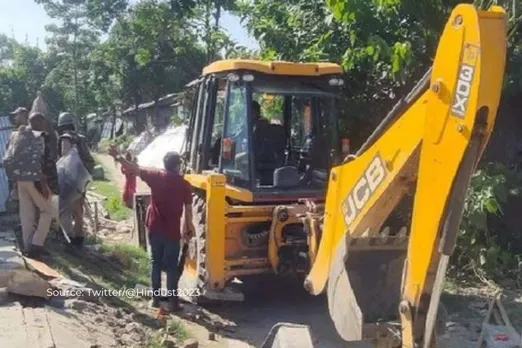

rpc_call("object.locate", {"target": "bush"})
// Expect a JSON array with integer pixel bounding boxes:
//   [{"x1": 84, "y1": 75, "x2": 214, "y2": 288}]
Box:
[
  {"x1": 114, "y1": 134, "x2": 133, "y2": 150},
  {"x1": 451, "y1": 163, "x2": 522, "y2": 281},
  {"x1": 97, "y1": 134, "x2": 134, "y2": 153},
  {"x1": 98, "y1": 138, "x2": 112, "y2": 153}
]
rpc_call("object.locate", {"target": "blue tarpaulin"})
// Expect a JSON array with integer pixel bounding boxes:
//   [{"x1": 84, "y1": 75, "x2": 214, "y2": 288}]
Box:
[{"x1": 0, "y1": 116, "x2": 12, "y2": 212}]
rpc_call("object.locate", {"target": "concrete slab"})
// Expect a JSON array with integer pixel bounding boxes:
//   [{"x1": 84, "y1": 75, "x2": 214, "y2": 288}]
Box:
[
  {"x1": 23, "y1": 307, "x2": 55, "y2": 348},
  {"x1": 0, "y1": 302, "x2": 120, "y2": 348},
  {"x1": 7, "y1": 269, "x2": 51, "y2": 299},
  {"x1": 0, "y1": 240, "x2": 26, "y2": 288},
  {"x1": 0, "y1": 303, "x2": 29, "y2": 348}
]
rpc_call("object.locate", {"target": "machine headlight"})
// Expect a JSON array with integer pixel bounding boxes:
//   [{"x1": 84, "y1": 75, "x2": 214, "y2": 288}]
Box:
[
  {"x1": 242, "y1": 73, "x2": 255, "y2": 82},
  {"x1": 329, "y1": 77, "x2": 344, "y2": 86},
  {"x1": 228, "y1": 73, "x2": 240, "y2": 82},
  {"x1": 329, "y1": 78, "x2": 339, "y2": 86}
]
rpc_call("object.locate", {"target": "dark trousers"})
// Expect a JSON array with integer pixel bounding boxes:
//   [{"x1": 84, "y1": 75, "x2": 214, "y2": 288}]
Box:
[{"x1": 148, "y1": 232, "x2": 180, "y2": 299}]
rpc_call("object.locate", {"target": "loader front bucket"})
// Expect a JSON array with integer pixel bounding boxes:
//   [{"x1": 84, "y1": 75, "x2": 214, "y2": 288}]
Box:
[{"x1": 260, "y1": 323, "x2": 315, "y2": 348}]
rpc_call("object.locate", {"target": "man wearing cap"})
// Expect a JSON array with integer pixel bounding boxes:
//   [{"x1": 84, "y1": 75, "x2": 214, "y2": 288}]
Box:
[
  {"x1": 56, "y1": 111, "x2": 95, "y2": 248},
  {"x1": 9, "y1": 107, "x2": 29, "y2": 130},
  {"x1": 108, "y1": 144, "x2": 194, "y2": 312}
]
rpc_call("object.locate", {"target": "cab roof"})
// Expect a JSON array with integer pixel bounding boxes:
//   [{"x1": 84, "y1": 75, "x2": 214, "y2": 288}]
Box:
[{"x1": 202, "y1": 59, "x2": 343, "y2": 77}]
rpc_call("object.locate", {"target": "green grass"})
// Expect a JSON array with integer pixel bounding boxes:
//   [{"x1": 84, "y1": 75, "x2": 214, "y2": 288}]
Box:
[
  {"x1": 46, "y1": 238, "x2": 150, "y2": 306},
  {"x1": 167, "y1": 320, "x2": 189, "y2": 341},
  {"x1": 145, "y1": 333, "x2": 164, "y2": 348},
  {"x1": 145, "y1": 320, "x2": 190, "y2": 348},
  {"x1": 98, "y1": 242, "x2": 150, "y2": 286},
  {"x1": 90, "y1": 179, "x2": 131, "y2": 221}
]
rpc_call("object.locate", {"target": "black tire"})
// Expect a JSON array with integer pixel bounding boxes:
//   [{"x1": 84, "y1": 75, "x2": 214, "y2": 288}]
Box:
[{"x1": 183, "y1": 193, "x2": 208, "y2": 302}]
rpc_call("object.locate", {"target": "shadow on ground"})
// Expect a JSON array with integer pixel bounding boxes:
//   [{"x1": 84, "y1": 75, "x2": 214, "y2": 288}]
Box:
[
  {"x1": 179, "y1": 276, "x2": 371, "y2": 348},
  {"x1": 442, "y1": 289, "x2": 522, "y2": 328}
]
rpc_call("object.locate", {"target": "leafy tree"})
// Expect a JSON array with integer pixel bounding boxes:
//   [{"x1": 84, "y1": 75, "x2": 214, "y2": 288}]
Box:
[
  {"x1": 35, "y1": 0, "x2": 129, "y2": 127},
  {"x1": 240, "y1": 0, "x2": 522, "y2": 147},
  {"x1": 0, "y1": 35, "x2": 49, "y2": 114}
]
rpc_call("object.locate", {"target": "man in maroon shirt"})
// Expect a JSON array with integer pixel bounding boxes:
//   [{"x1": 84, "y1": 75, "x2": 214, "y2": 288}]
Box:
[{"x1": 108, "y1": 145, "x2": 193, "y2": 311}]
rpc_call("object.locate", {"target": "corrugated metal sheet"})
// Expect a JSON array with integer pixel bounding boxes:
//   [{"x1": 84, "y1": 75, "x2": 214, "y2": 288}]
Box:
[
  {"x1": 101, "y1": 118, "x2": 123, "y2": 139},
  {"x1": 137, "y1": 125, "x2": 186, "y2": 170},
  {"x1": 127, "y1": 131, "x2": 153, "y2": 157},
  {"x1": 0, "y1": 116, "x2": 12, "y2": 212}
]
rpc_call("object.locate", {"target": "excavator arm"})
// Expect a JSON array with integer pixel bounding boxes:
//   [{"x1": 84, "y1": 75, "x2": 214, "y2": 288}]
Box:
[{"x1": 303, "y1": 4, "x2": 507, "y2": 347}]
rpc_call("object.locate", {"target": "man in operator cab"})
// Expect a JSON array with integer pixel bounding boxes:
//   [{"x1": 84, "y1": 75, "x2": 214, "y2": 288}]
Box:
[
  {"x1": 57, "y1": 112, "x2": 96, "y2": 248},
  {"x1": 244, "y1": 101, "x2": 268, "y2": 137},
  {"x1": 211, "y1": 101, "x2": 268, "y2": 164}
]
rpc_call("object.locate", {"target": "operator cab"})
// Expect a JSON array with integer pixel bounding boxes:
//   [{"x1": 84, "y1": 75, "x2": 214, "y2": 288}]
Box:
[{"x1": 183, "y1": 60, "x2": 345, "y2": 200}]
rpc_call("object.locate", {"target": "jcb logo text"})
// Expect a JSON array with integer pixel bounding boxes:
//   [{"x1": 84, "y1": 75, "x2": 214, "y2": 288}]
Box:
[
  {"x1": 341, "y1": 154, "x2": 387, "y2": 226},
  {"x1": 451, "y1": 64, "x2": 475, "y2": 118}
]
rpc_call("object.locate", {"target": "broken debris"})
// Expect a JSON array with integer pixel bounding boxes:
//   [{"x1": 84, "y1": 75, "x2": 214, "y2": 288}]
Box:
[{"x1": 7, "y1": 270, "x2": 51, "y2": 299}]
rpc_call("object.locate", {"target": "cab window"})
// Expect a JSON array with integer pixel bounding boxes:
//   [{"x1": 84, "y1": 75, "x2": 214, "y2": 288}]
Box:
[{"x1": 221, "y1": 81, "x2": 250, "y2": 185}]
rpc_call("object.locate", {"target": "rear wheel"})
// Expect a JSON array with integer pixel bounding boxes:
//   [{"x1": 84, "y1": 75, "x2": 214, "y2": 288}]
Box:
[{"x1": 181, "y1": 193, "x2": 208, "y2": 302}]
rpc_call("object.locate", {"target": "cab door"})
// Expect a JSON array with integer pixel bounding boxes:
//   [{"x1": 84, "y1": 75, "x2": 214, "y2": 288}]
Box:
[{"x1": 184, "y1": 76, "x2": 218, "y2": 173}]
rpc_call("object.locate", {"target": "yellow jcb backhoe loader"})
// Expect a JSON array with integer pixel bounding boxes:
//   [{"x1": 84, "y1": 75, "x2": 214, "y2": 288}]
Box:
[
  {"x1": 262, "y1": 3, "x2": 508, "y2": 348},
  {"x1": 172, "y1": 52, "x2": 347, "y2": 301}
]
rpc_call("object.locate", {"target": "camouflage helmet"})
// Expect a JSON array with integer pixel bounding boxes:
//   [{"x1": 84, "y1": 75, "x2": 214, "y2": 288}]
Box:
[{"x1": 58, "y1": 112, "x2": 75, "y2": 127}]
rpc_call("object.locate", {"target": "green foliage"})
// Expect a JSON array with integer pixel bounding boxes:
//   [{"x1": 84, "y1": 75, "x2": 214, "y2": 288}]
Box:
[
  {"x1": 114, "y1": 134, "x2": 133, "y2": 150},
  {"x1": 259, "y1": 95, "x2": 284, "y2": 123},
  {"x1": 97, "y1": 133, "x2": 132, "y2": 152},
  {"x1": 240, "y1": 0, "x2": 522, "y2": 148},
  {"x1": 453, "y1": 164, "x2": 522, "y2": 280},
  {"x1": 146, "y1": 319, "x2": 190, "y2": 347},
  {"x1": 97, "y1": 138, "x2": 112, "y2": 153},
  {"x1": 2, "y1": 0, "x2": 245, "y2": 131},
  {"x1": 99, "y1": 242, "x2": 149, "y2": 279},
  {"x1": 167, "y1": 320, "x2": 189, "y2": 341},
  {"x1": 106, "y1": 196, "x2": 130, "y2": 221}
]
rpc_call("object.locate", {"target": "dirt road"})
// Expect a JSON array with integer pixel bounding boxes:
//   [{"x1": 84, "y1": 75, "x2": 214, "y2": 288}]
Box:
[{"x1": 206, "y1": 280, "x2": 354, "y2": 348}]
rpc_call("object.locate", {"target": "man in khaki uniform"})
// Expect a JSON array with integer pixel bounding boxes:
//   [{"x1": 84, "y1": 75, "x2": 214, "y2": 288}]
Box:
[{"x1": 9, "y1": 113, "x2": 58, "y2": 259}]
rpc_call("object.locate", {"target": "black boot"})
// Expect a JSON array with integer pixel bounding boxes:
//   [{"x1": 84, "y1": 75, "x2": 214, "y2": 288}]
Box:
[
  {"x1": 168, "y1": 296, "x2": 182, "y2": 312},
  {"x1": 75, "y1": 236, "x2": 85, "y2": 248},
  {"x1": 70, "y1": 237, "x2": 85, "y2": 249},
  {"x1": 26, "y1": 245, "x2": 43, "y2": 260},
  {"x1": 149, "y1": 297, "x2": 160, "y2": 308}
]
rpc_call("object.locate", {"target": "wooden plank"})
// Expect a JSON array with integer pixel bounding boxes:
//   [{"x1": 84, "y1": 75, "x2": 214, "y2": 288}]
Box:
[
  {"x1": 477, "y1": 296, "x2": 498, "y2": 348},
  {"x1": 492, "y1": 308, "x2": 503, "y2": 325},
  {"x1": 477, "y1": 294, "x2": 522, "y2": 348},
  {"x1": 495, "y1": 299, "x2": 514, "y2": 328}
]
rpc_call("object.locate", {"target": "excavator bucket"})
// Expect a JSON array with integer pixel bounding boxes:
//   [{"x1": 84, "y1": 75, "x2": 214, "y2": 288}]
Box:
[
  {"x1": 260, "y1": 323, "x2": 315, "y2": 348},
  {"x1": 328, "y1": 233, "x2": 406, "y2": 342}
]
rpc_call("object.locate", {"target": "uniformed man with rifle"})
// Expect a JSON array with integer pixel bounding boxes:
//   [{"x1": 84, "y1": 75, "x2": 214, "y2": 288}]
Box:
[{"x1": 57, "y1": 112, "x2": 96, "y2": 248}]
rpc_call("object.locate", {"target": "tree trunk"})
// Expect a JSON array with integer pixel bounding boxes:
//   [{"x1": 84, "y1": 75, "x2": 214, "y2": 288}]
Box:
[
  {"x1": 73, "y1": 16, "x2": 80, "y2": 126},
  {"x1": 205, "y1": 0, "x2": 212, "y2": 63},
  {"x1": 111, "y1": 105, "x2": 117, "y2": 139}
]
